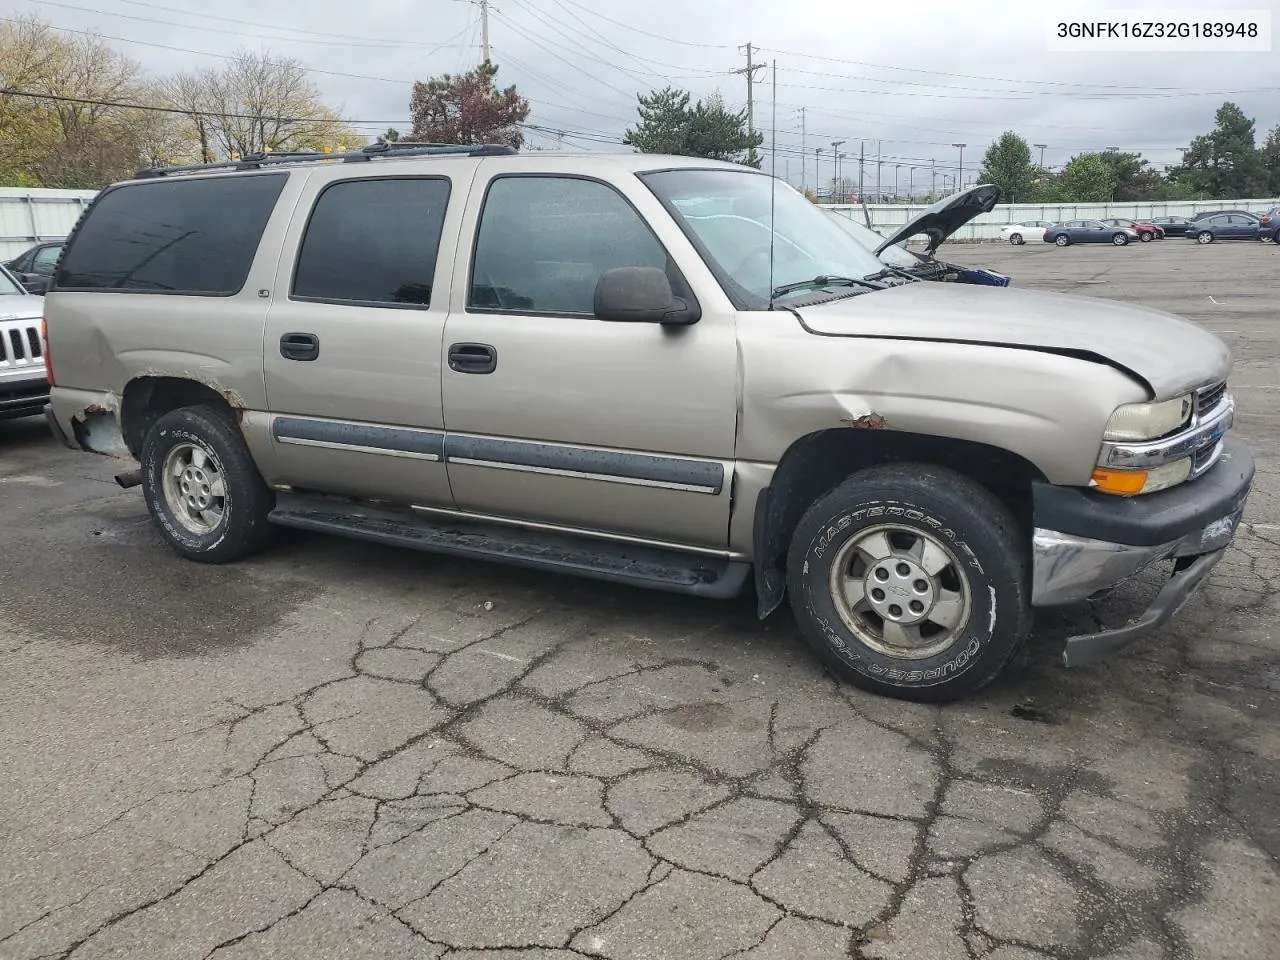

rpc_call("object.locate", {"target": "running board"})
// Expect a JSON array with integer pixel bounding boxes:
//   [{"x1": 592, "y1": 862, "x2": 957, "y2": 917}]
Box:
[{"x1": 268, "y1": 493, "x2": 751, "y2": 599}]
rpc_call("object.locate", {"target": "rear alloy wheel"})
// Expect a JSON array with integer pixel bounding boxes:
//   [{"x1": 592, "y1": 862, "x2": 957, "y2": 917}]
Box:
[
  {"x1": 1197, "y1": 231, "x2": 1214, "y2": 244},
  {"x1": 1009, "y1": 233, "x2": 1023, "y2": 245},
  {"x1": 1139, "y1": 232, "x2": 1153, "y2": 242},
  {"x1": 786, "y1": 463, "x2": 1030, "y2": 702},
  {"x1": 141, "y1": 404, "x2": 275, "y2": 563},
  {"x1": 1054, "y1": 234, "x2": 1070, "y2": 246}
]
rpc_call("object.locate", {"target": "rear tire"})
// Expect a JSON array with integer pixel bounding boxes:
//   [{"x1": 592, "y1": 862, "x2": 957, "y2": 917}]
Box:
[
  {"x1": 140, "y1": 404, "x2": 275, "y2": 563},
  {"x1": 785, "y1": 463, "x2": 1030, "y2": 703},
  {"x1": 1112, "y1": 233, "x2": 1128, "y2": 245}
]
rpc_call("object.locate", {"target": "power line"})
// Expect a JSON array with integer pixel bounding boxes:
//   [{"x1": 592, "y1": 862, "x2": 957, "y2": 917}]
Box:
[
  {"x1": 0, "y1": 16, "x2": 474, "y2": 85},
  {"x1": 551, "y1": 0, "x2": 733, "y2": 50},
  {"x1": 22, "y1": 0, "x2": 456, "y2": 49},
  {"x1": 86, "y1": 0, "x2": 459, "y2": 47}
]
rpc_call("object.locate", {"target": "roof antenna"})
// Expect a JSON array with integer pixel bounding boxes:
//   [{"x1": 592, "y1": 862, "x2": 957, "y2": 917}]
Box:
[{"x1": 768, "y1": 58, "x2": 777, "y2": 308}]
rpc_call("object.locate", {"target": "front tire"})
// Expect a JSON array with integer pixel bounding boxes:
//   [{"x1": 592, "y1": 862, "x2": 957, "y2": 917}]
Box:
[
  {"x1": 141, "y1": 404, "x2": 275, "y2": 563},
  {"x1": 1139, "y1": 232, "x2": 1152, "y2": 242},
  {"x1": 785, "y1": 463, "x2": 1030, "y2": 703}
]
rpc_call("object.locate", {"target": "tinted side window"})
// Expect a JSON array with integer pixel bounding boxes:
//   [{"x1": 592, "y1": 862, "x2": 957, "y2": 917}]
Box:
[
  {"x1": 32, "y1": 245, "x2": 62, "y2": 275},
  {"x1": 56, "y1": 173, "x2": 286, "y2": 294},
  {"x1": 292, "y1": 177, "x2": 451, "y2": 307},
  {"x1": 470, "y1": 176, "x2": 667, "y2": 315}
]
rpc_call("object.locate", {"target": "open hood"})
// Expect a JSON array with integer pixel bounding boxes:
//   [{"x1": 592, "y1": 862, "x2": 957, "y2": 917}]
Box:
[{"x1": 874, "y1": 183, "x2": 1001, "y2": 256}]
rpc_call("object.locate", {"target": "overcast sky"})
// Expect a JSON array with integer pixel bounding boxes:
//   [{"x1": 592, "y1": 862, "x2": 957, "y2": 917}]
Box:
[{"x1": 13, "y1": 0, "x2": 1280, "y2": 193}]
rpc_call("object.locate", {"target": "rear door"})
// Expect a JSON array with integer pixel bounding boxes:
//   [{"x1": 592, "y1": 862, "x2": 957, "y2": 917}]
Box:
[{"x1": 261, "y1": 163, "x2": 473, "y2": 508}]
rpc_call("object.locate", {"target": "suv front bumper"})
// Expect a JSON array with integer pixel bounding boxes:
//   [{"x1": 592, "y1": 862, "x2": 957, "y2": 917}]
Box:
[{"x1": 1030, "y1": 435, "x2": 1255, "y2": 667}]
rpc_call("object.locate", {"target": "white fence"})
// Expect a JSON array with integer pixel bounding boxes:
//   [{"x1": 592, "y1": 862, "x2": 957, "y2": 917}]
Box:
[
  {"x1": 0, "y1": 188, "x2": 98, "y2": 260},
  {"x1": 823, "y1": 197, "x2": 1280, "y2": 242}
]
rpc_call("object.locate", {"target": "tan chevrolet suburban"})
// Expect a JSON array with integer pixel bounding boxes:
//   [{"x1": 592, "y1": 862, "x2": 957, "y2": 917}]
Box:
[{"x1": 41, "y1": 143, "x2": 1255, "y2": 702}]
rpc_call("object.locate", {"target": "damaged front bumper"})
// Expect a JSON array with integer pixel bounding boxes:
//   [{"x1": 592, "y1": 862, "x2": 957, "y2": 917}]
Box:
[{"x1": 1030, "y1": 435, "x2": 1255, "y2": 667}]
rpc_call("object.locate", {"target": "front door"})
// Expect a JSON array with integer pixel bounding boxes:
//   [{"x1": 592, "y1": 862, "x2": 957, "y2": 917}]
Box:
[
  {"x1": 262, "y1": 167, "x2": 470, "y2": 508},
  {"x1": 439, "y1": 164, "x2": 739, "y2": 550}
]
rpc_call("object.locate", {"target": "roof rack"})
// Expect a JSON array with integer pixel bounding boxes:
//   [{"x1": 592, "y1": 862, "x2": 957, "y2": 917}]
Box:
[{"x1": 134, "y1": 142, "x2": 517, "y2": 179}]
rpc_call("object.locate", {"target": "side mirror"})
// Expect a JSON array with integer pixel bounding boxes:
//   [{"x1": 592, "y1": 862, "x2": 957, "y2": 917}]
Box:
[{"x1": 593, "y1": 267, "x2": 698, "y2": 325}]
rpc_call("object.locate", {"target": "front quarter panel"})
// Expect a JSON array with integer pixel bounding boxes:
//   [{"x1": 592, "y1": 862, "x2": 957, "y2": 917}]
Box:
[{"x1": 735, "y1": 310, "x2": 1150, "y2": 486}]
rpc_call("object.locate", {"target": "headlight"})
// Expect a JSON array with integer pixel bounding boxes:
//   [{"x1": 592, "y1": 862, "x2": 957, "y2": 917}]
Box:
[{"x1": 1103, "y1": 395, "x2": 1192, "y2": 442}]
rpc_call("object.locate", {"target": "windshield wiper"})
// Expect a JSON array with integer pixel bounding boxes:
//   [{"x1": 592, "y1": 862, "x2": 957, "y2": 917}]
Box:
[
  {"x1": 769, "y1": 275, "x2": 885, "y2": 303},
  {"x1": 865, "y1": 266, "x2": 919, "y2": 283}
]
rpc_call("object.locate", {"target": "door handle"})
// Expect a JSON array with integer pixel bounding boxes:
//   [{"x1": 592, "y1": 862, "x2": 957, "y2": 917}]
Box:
[
  {"x1": 280, "y1": 332, "x2": 319, "y2": 361},
  {"x1": 448, "y1": 342, "x2": 497, "y2": 374}
]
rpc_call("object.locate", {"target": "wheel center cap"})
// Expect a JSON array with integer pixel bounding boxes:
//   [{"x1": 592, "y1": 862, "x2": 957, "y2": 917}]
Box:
[{"x1": 864, "y1": 558, "x2": 936, "y2": 625}]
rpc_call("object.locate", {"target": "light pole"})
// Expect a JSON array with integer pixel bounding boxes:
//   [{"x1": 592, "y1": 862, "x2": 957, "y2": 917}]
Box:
[
  {"x1": 894, "y1": 164, "x2": 901, "y2": 201},
  {"x1": 831, "y1": 140, "x2": 845, "y2": 200},
  {"x1": 838, "y1": 153, "x2": 848, "y2": 202},
  {"x1": 1034, "y1": 143, "x2": 1047, "y2": 169},
  {"x1": 907, "y1": 166, "x2": 914, "y2": 200},
  {"x1": 952, "y1": 143, "x2": 966, "y2": 192},
  {"x1": 815, "y1": 147, "x2": 824, "y2": 199}
]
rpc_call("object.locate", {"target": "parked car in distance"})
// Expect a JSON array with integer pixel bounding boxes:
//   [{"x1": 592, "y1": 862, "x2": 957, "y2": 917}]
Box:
[
  {"x1": 1256, "y1": 205, "x2": 1280, "y2": 242},
  {"x1": 999, "y1": 220, "x2": 1054, "y2": 245},
  {"x1": 1149, "y1": 216, "x2": 1192, "y2": 237},
  {"x1": 1043, "y1": 220, "x2": 1140, "y2": 246},
  {"x1": 1101, "y1": 218, "x2": 1163, "y2": 241},
  {"x1": 1189, "y1": 209, "x2": 1252, "y2": 222},
  {"x1": 3, "y1": 240, "x2": 65, "y2": 295},
  {"x1": 824, "y1": 190, "x2": 1011, "y2": 286},
  {"x1": 42, "y1": 145, "x2": 1254, "y2": 703},
  {"x1": 1187, "y1": 213, "x2": 1261, "y2": 243},
  {"x1": 0, "y1": 264, "x2": 51, "y2": 419}
]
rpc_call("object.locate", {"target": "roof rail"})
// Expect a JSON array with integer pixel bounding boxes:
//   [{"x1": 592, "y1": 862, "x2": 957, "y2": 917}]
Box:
[{"x1": 133, "y1": 142, "x2": 517, "y2": 179}]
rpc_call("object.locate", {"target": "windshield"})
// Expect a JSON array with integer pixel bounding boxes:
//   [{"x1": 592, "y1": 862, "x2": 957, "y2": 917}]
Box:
[
  {"x1": 0, "y1": 267, "x2": 25, "y2": 295},
  {"x1": 642, "y1": 168, "x2": 887, "y2": 307},
  {"x1": 823, "y1": 213, "x2": 922, "y2": 269}
]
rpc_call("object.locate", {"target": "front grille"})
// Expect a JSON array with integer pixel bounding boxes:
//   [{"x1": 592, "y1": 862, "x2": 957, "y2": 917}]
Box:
[
  {"x1": 0, "y1": 322, "x2": 42, "y2": 366},
  {"x1": 1196, "y1": 380, "x2": 1226, "y2": 417}
]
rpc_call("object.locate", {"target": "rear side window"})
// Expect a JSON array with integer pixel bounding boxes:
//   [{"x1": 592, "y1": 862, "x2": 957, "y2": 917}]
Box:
[
  {"x1": 292, "y1": 177, "x2": 451, "y2": 307},
  {"x1": 56, "y1": 173, "x2": 287, "y2": 294}
]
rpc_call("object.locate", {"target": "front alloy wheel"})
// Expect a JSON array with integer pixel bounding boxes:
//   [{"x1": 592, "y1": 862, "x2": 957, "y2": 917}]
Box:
[
  {"x1": 786, "y1": 463, "x2": 1031, "y2": 702},
  {"x1": 827, "y1": 525, "x2": 970, "y2": 660},
  {"x1": 1139, "y1": 232, "x2": 1152, "y2": 242}
]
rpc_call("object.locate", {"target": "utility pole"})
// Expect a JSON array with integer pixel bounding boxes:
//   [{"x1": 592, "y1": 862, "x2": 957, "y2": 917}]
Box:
[
  {"x1": 894, "y1": 164, "x2": 901, "y2": 201},
  {"x1": 931, "y1": 159, "x2": 936, "y2": 198},
  {"x1": 1034, "y1": 143, "x2": 1047, "y2": 169},
  {"x1": 875, "y1": 140, "x2": 882, "y2": 201},
  {"x1": 831, "y1": 140, "x2": 845, "y2": 201},
  {"x1": 815, "y1": 147, "x2": 824, "y2": 199},
  {"x1": 799, "y1": 108, "x2": 806, "y2": 192},
  {"x1": 953, "y1": 143, "x2": 966, "y2": 192},
  {"x1": 479, "y1": 0, "x2": 491, "y2": 65},
  {"x1": 734, "y1": 43, "x2": 766, "y2": 167},
  {"x1": 858, "y1": 141, "x2": 865, "y2": 202}
]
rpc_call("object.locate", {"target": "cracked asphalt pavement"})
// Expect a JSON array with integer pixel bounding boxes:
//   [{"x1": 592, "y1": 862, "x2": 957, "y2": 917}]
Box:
[{"x1": 1, "y1": 239, "x2": 1277, "y2": 960}]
